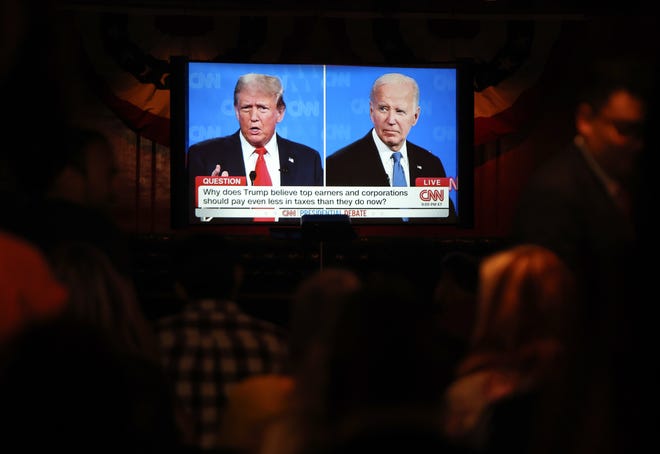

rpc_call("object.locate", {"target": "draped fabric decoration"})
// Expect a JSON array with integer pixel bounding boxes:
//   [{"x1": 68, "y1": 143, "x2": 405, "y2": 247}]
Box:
[{"x1": 75, "y1": 13, "x2": 562, "y2": 149}]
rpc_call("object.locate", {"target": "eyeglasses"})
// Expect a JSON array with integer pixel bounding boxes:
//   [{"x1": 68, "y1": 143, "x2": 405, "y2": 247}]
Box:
[
  {"x1": 611, "y1": 119, "x2": 645, "y2": 138},
  {"x1": 599, "y1": 116, "x2": 645, "y2": 138}
]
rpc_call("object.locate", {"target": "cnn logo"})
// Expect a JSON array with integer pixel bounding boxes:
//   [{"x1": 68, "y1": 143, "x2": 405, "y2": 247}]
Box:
[{"x1": 419, "y1": 189, "x2": 445, "y2": 201}]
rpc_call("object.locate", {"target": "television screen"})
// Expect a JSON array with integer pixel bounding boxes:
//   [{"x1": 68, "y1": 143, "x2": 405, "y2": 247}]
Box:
[{"x1": 170, "y1": 57, "x2": 473, "y2": 229}]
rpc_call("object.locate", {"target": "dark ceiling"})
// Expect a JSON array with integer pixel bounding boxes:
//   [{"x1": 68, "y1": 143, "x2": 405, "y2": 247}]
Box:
[{"x1": 54, "y1": 1, "x2": 652, "y2": 18}]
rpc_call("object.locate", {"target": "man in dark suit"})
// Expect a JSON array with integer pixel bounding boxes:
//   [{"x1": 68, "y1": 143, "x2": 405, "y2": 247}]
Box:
[
  {"x1": 511, "y1": 58, "x2": 650, "y2": 322},
  {"x1": 325, "y1": 73, "x2": 456, "y2": 221},
  {"x1": 510, "y1": 57, "x2": 652, "y2": 454},
  {"x1": 326, "y1": 131, "x2": 449, "y2": 187},
  {"x1": 187, "y1": 73, "x2": 323, "y2": 216}
]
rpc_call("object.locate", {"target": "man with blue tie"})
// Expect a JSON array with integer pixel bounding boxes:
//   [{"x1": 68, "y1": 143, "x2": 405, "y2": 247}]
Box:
[{"x1": 325, "y1": 73, "x2": 456, "y2": 221}]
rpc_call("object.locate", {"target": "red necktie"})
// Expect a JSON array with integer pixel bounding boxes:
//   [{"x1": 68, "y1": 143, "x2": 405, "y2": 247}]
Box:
[
  {"x1": 252, "y1": 147, "x2": 274, "y2": 222},
  {"x1": 253, "y1": 147, "x2": 272, "y2": 186}
]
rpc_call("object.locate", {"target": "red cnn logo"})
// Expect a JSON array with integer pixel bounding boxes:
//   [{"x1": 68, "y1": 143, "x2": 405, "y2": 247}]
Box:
[{"x1": 419, "y1": 189, "x2": 445, "y2": 201}]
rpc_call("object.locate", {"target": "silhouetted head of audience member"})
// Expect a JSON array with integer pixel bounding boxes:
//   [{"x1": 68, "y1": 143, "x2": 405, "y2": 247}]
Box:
[
  {"x1": 432, "y1": 251, "x2": 480, "y2": 346},
  {"x1": 48, "y1": 241, "x2": 161, "y2": 363},
  {"x1": 463, "y1": 243, "x2": 578, "y2": 385},
  {"x1": 46, "y1": 126, "x2": 119, "y2": 215},
  {"x1": 171, "y1": 232, "x2": 243, "y2": 302},
  {"x1": 284, "y1": 270, "x2": 460, "y2": 454},
  {"x1": 441, "y1": 244, "x2": 580, "y2": 454},
  {"x1": 0, "y1": 317, "x2": 187, "y2": 453},
  {"x1": 575, "y1": 57, "x2": 652, "y2": 189},
  {"x1": 327, "y1": 271, "x2": 453, "y2": 423},
  {"x1": 288, "y1": 267, "x2": 362, "y2": 369},
  {"x1": 14, "y1": 125, "x2": 133, "y2": 277}
]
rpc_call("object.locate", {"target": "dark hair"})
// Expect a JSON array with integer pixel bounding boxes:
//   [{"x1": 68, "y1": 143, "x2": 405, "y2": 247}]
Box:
[
  {"x1": 48, "y1": 241, "x2": 160, "y2": 362},
  {"x1": 437, "y1": 251, "x2": 479, "y2": 294},
  {"x1": 578, "y1": 57, "x2": 654, "y2": 113},
  {"x1": 61, "y1": 127, "x2": 111, "y2": 176},
  {"x1": 171, "y1": 233, "x2": 239, "y2": 300}
]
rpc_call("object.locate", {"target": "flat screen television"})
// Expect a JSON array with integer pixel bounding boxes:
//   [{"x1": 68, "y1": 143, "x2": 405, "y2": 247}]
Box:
[{"x1": 170, "y1": 56, "x2": 474, "y2": 233}]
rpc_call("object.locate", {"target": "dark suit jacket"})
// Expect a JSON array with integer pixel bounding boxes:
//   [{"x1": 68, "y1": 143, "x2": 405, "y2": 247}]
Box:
[
  {"x1": 188, "y1": 131, "x2": 323, "y2": 186},
  {"x1": 325, "y1": 131, "x2": 456, "y2": 221},
  {"x1": 511, "y1": 142, "x2": 636, "y2": 326}
]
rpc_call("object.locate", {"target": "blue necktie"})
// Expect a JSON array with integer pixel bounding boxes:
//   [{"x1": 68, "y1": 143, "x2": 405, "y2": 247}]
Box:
[
  {"x1": 391, "y1": 152, "x2": 406, "y2": 187},
  {"x1": 391, "y1": 152, "x2": 408, "y2": 222}
]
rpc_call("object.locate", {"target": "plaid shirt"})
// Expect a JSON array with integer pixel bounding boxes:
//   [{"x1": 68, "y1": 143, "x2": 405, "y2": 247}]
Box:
[{"x1": 155, "y1": 299, "x2": 290, "y2": 451}]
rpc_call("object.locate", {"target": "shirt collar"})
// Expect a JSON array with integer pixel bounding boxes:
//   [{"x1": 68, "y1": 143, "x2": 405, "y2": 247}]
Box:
[
  {"x1": 574, "y1": 135, "x2": 622, "y2": 197},
  {"x1": 372, "y1": 128, "x2": 408, "y2": 163},
  {"x1": 239, "y1": 131, "x2": 278, "y2": 157}
]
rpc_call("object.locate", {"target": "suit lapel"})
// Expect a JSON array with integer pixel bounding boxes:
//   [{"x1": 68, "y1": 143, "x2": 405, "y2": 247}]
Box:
[
  {"x1": 229, "y1": 131, "x2": 248, "y2": 177},
  {"x1": 407, "y1": 145, "x2": 425, "y2": 184},
  {"x1": 276, "y1": 135, "x2": 293, "y2": 185},
  {"x1": 363, "y1": 135, "x2": 393, "y2": 186}
]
